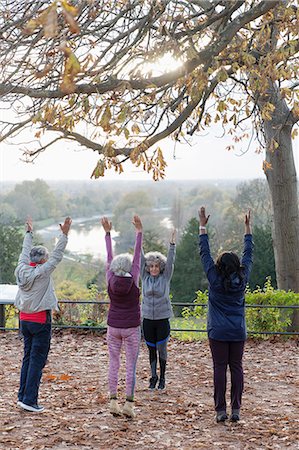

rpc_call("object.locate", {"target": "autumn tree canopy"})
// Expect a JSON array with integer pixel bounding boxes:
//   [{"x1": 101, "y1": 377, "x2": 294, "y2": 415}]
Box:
[{"x1": 0, "y1": 0, "x2": 298, "y2": 179}]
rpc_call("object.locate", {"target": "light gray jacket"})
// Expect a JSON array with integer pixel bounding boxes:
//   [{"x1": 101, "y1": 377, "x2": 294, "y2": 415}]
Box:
[
  {"x1": 141, "y1": 244, "x2": 176, "y2": 320},
  {"x1": 14, "y1": 231, "x2": 68, "y2": 312}
]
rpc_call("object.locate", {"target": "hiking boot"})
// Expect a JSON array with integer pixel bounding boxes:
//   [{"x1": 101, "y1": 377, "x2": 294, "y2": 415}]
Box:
[
  {"x1": 109, "y1": 399, "x2": 121, "y2": 416},
  {"x1": 122, "y1": 400, "x2": 135, "y2": 418},
  {"x1": 158, "y1": 378, "x2": 165, "y2": 390},
  {"x1": 18, "y1": 401, "x2": 45, "y2": 413},
  {"x1": 230, "y1": 409, "x2": 240, "y2": 422},
  {"x1": 149, "y1": 375, "x2": 158, "y2": 390},
  {"x1": 216, "y1": 411, "x2": 228, "y2": 423}
]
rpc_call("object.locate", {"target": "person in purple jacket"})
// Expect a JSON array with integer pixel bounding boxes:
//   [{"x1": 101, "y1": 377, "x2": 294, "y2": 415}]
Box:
[
  {"x1": 198, "y1": 206, "x2": 253, "y2": 424},
  {"x1": 101, "y1": 215, "x2": 143, "y2": 419}
]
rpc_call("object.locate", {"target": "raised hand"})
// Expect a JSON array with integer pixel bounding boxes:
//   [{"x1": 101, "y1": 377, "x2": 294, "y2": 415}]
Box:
[
  {"x1": 245, "y1": 209, "x2": 252, "y2": 234},
  {"x1": 170, "y1": 228, "x2": 176, "y2": 244},
  {"x1": 101, "y1": 217, "x2": 112, "y2": 233},
  {"x1": 245, "y1": 210, "x2": 251, "y2": 226},
  {"x1": 132, "y1": 215, "x2": 143, "y2": 232},
  {"x1": 60, "y1": 217, "x2": 72, "y2": 235},
  {"x1": 198, "y1": 206, "x2": 210, "y2": 227},
  {"x1": 25, "y1": 217, "x2": 33, "y2": 233}
]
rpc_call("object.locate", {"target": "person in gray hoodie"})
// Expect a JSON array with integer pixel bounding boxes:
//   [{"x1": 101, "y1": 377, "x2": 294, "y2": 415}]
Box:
[
  {"x1": 14, "y1": 216, "x2": 72, "y2": 413},
  {"x1": 141, "y1": 230, "x2": 176, "y2": 390}
]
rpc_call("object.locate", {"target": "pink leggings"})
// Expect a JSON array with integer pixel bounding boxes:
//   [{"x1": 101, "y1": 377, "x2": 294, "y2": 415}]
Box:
[{"x1": 107, "y1": 325, "x2": 141, "y2": 400}]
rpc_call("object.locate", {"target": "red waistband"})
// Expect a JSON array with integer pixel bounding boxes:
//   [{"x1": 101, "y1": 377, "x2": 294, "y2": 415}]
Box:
[{"x1": 20, "y1": 311, "x2": 47, "y2": 323}]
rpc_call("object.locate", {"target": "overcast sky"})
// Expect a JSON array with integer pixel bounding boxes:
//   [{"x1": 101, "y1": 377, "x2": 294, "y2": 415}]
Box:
[{"x1": 1, "y1": 130, "x2": 298, "y2": 183}]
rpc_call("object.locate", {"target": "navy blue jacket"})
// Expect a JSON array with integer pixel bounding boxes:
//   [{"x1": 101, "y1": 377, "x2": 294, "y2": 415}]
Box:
[{"x1": 199, "y1": 234, "x2": 253, "y2": 341}]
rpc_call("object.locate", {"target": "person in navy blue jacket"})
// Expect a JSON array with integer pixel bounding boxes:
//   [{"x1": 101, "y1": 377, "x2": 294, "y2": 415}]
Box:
[{"x1": 198, "y1": 206, "x2": 253, "y2": 423}]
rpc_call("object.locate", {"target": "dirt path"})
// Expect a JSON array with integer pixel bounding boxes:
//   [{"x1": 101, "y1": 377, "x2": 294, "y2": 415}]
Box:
[{"x1": 0, "y1": 332, "x2": 298, "y2": 450}]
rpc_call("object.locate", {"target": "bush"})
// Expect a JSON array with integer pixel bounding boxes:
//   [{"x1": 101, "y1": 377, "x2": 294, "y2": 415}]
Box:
[{"x1": 181, "y1": 278, "x2": 298, "y2": 337}]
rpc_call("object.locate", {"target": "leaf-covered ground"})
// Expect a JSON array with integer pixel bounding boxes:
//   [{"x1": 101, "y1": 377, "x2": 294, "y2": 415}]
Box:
[{"x1": 0, "y1": 332, "x2": 298, "y2": 450}]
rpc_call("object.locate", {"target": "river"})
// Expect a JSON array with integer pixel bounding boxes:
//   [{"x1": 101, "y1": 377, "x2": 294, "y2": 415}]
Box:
[{"x1": 37, "y1": 215, "x2": 172, "y2": 260}]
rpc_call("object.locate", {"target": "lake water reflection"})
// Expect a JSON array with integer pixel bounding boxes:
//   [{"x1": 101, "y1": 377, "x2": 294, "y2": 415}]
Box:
[
  {"x1": 38, "y1": 220, "x2": 118, "y2": 260},
  {"x1": 38, "y1": 215, "x2": 172, "y2": 260}
]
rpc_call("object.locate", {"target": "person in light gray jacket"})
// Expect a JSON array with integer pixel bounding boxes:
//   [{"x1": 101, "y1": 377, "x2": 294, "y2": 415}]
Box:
[
  {"x1": 14, "y1": 216, "x2": 72, "y2": 413},
  {"x1": 141, "y1": 230, "x2": 176, "y2": 390}
]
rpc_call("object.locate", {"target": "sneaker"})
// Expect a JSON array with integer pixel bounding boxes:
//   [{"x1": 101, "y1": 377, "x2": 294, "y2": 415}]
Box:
[
  {"x1": 149, "y1": 375, "x2": 158, "y2": 390},
  {"x1": 109, "y1": 399, "x2": 121, "y2": 416},
  {"x1": 230, "y1": 409, "x2": 240, "y2": 422},
  {"x1": 122, "y1": 400, "x2": 135, "y2": 419},
  {"x1": 158, "y1": 378, "x2": 165, "y2": 390},
  {"x1": 216, "y1": 411, "x2": 228, "y2": 423},
  {"x1": 18, "y1": 401, "x2": 45, "y2": 413}
]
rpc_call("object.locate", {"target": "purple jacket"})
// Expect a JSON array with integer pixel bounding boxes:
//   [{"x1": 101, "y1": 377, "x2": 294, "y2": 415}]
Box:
[{"x1": 105, "y1": 232, "x2": 142, "y2": 328}]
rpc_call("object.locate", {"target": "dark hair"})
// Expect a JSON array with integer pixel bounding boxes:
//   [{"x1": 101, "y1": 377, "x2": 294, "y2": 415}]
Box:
[{"x1": 216, "y1": 251, "x2": 244, "y2": 291}]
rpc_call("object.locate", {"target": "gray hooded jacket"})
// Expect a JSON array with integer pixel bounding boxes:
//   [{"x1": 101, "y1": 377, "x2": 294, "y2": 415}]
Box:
[
  {"x1": 14, "y1": 231, "x2": 68, "y2": 313},
  {"x1": 141, "y1": 243, "x2": 175, "y2": 320}
]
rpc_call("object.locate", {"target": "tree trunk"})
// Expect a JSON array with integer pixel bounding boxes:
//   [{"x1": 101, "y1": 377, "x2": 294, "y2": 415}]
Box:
[{"x1": 259, "y1": 85, "x2": 299, "y2": 330}]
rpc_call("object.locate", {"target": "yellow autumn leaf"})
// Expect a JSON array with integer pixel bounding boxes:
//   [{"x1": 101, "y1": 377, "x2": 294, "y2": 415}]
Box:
[
  {"x1": 131, "y1": 123, "x2": 140, "y2": 134},
  {"x1": 23, "y1": 18, "x2": 40, "y2": 35},
  {"x1": 61, "y1": 0, "x2": 79, "y2": 16},
  {"x1": 99, "y1": 106, "x2": 111, "y2": 132},
  {"x1": 60, "y1": 52, "x2": 81, "y2": 94}
]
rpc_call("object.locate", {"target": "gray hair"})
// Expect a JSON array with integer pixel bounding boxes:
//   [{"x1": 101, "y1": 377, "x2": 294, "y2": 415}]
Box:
[
  {"x1": 110, "y1": 253, "x2": 133, "y2": 275},
  {"x1": 30, "y1": 246, "x2": 49, "y2": 264},
  {"x1": 144, "y1": 251, "x2": 166, "y2": 273}
]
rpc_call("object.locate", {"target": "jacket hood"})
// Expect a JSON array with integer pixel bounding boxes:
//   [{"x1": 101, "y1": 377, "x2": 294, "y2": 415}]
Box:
[
  {"x1": 109, "y1": 274, "x2": 134, "y2": 295},
  {"x1": 15, "y1": 266, "x2": 37, "y2": 291}
]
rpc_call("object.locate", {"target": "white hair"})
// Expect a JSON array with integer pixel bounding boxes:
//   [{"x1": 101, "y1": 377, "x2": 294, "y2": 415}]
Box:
[
  {"x1": 29, "y1": 246, "x2": 49, "y2": 263},
  {"x1": 110, "y1": 253, "x2": 133, "y2": 275},
  {"x1": 144, "y1": 251, "x2": 166, "y2": 273}
]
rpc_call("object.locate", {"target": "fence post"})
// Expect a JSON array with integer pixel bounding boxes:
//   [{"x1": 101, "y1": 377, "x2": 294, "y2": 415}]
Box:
[{"x1": 0, "y1": 304, "x2": 5, "y2": 328}]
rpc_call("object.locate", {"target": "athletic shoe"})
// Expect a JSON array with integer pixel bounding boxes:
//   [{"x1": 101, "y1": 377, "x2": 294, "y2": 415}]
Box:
[
  {"x1": 18, "y1": 401, "x2": 45, "y2": 413},
  {"x1": 122, "y1": 401, "x2": 135, "y2": 418},
  {"x1": 216, "y1": 411, "x2": 228, "y2": 423},
  {"x1": 158, "y1": 378, "x2": 165, "y2": 390},
  {"x1": 109, "y1": 399, "x2": 121, "y2": 416},
  {"x1": 149, "y1": 375, "x2": 158, "y2": 390}
]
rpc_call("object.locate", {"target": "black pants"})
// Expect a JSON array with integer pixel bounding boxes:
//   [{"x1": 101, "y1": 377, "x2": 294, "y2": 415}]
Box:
[
  {"x1": 209, "y1": 338, "x2": 245, "y2": 412},
  {"x1": 143, "y1": 319, "x2": 170, "y2": 379},
  {"x1": 19, "y1": 321, "x2": 51, "y2": 406}
]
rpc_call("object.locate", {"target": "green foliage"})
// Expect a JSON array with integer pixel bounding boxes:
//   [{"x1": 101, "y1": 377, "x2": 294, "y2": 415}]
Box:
[
  {"x1": 142, "y1": 229, "x2": 167, "y2": 254},
  {"x1": 0, "y1": 220, "x2": 23, "y2": 283},
  {"x1": 54, "y1": 281, "x2": 108, "y2": 327},
  {"x1": 181, "y1": 279, "x2": 297, "y2": 337},
  {"x1": 245, "y1": 278, "x2": 295, "y2": 334},
  {"x1": 249, "y1": 225, "x2": 276, "y2": 289}
]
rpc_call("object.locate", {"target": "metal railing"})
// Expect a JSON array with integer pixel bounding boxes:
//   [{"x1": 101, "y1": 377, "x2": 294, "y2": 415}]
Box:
[{"x1": 1, "y1": 300, "x2": 298, "y2": 336}]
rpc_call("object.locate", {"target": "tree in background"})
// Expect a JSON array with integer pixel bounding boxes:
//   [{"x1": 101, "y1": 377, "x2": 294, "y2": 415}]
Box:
[
  {"x1": 171, "y1": 218, "x2": 208, "y2": 308},
  {"x1": 1, "y1": 2, "x2": 298, "y2": 313},
  {"x1": 0, "y1": 221, "x2": 23, "y2": 284},
  {"x1": 249, "y1": 225, "x2": 277, "y2": 290}
]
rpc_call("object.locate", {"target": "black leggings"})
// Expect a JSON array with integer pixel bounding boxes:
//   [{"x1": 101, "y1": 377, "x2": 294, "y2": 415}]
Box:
[{"x1": 143, "y1": 319, "x2": 170, "y2": 379}]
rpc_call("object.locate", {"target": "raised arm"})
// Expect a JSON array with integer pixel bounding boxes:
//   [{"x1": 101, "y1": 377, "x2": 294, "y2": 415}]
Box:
[
  {"x1": 198, "y1": 207, "x2": 217, "y2": 284},
  {"x1": 131, "y1": 215, "x2": 143, "y2": 284},
  {"x1": 242, "y1": 210, "x2": 253, "y2": 281},
  {"x1": 164, "y1": 229, "x2": 176, "y2": 280},
  {"x1": 101, "y1": 217, "x2": 113, "y2": 281},
  {"x1": 17, "y1": 217, "x2": 34, "y2": 266}
]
